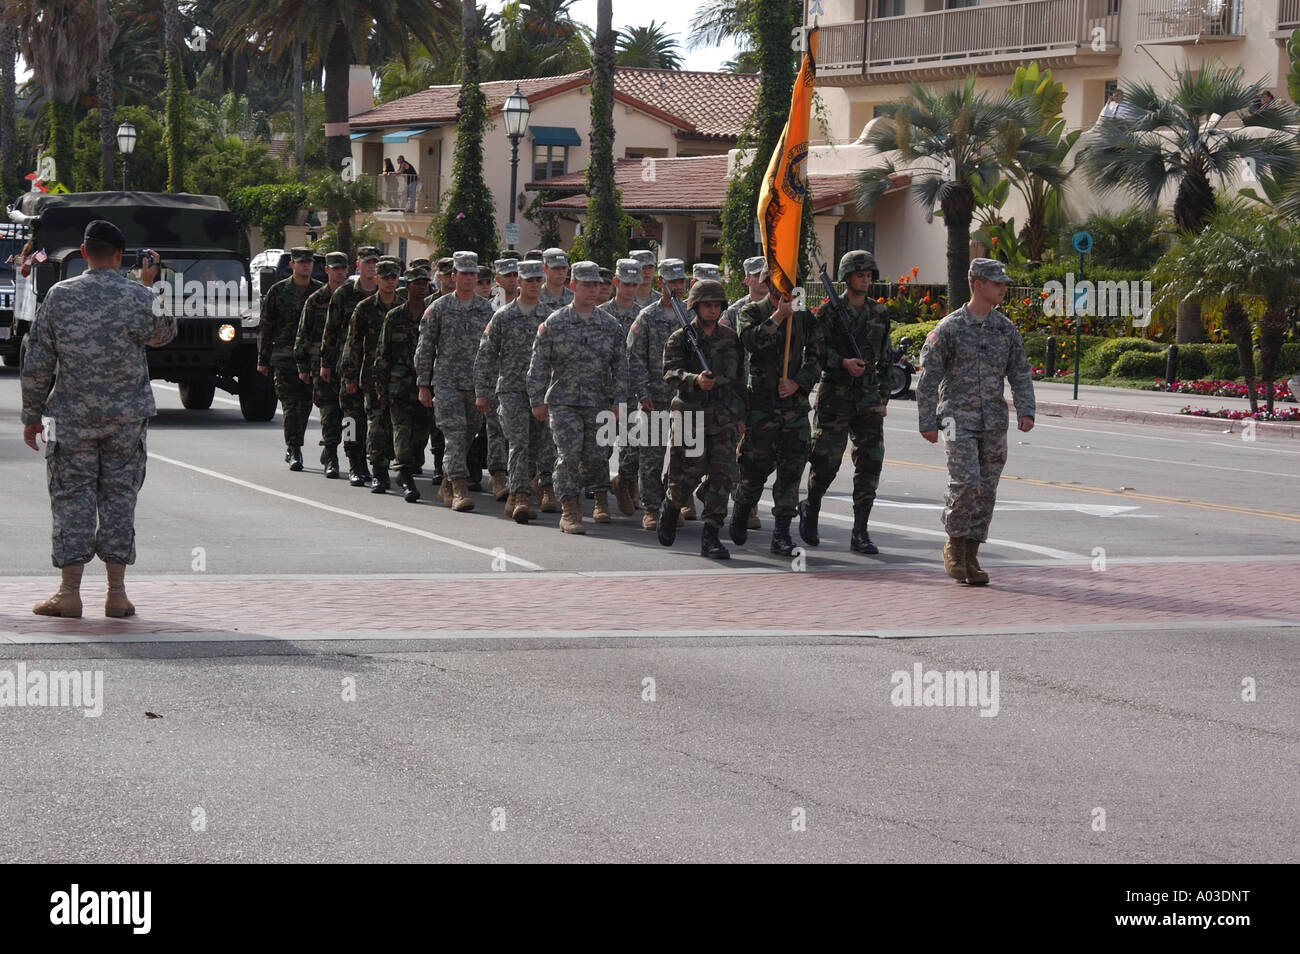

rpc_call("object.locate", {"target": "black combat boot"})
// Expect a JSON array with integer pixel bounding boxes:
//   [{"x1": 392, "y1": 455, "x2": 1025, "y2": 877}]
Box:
[
  {"x1": 467, "y1": 468, "x2": 483, "y2": 493},
  {"x1": 348, "y1": 452, "x2": 371, "y2": 487},
  {"x1": 430, "y1": 429, "x2": 445, "y2": 485},
  {"x1": 321, "y1": 445, "x2": 340, "y2": 479},
  {"x1": 770, "y1": 514, "x2": 796, "y2": 556},
  {"x1": 850, "y1": 507, "x2": 878, "y2": 554},
  {"x1": 370, "y1": 465, "x2": 391, "y2": 494},
  {"x1": 729, "y1": 503, "x2": 752, "y2": 546},
  {"x1": 285, "y1": 445, "x2": 304, "y2": 471},
  {"x1": 657, "y1": 499, "x2": 679, "y2": 546},
  {"x1": 700, "y1": 523, "x2": 730, "y2": 560},
  {"x1": 398, "y1": 470, "x2": 420, "y2": 503},
  {"x1": 797, "y1": 491, "x2": 822, "y2": 546}
]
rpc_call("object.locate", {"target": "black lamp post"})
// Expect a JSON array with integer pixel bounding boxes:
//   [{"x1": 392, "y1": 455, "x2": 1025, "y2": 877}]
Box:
[
  {"x1": 502, "y1": 85, "x2": 532, "y2": 251},
  {"x1": 116, "y1": 122, "x2": 137, "y2": 191}
]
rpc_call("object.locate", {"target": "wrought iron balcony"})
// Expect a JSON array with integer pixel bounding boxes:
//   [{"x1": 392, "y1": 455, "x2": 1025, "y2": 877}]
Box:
[{"x1": 1133, "y1": 0, "x2": 1244, "y2": 44}]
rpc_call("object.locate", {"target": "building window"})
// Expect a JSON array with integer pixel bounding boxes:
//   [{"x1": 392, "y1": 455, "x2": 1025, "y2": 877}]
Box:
[
  {"x1": 1104, "y1": 79, "x2": 1118, "y2": 101},
  {"x1": 946, "y1": 0, "x2": 978, "y2": 9},
  {"x1": 875, "y1": 0, "x2": 905, "y2": 16},
  {"x1": 533, "y1": 145, "x2": 568, "y2": 182},
  {"x1": 398, "y1": 238, "x2": 408, "y2": 262},
  {"x1": 834, "y1": 221, "x2": 876, "y2": 267}
]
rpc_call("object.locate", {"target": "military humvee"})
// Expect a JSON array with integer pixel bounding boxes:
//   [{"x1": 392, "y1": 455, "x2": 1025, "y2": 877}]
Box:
[{"x1": 5, "y1": 191, "x2": 277, "y2": 421}]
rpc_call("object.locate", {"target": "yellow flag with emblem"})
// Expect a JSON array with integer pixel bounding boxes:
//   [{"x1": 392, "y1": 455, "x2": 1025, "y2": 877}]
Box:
[{"x1": 757, "y1": 26, "x2": 817, "y2": 300}]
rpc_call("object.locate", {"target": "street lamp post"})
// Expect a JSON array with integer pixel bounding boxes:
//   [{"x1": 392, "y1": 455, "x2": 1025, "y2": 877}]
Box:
[
  {"x1": 502, "y1": 85, "x2": 532, "y2": 251},
  {"x1": 116, "y1": 122, "x2": 137, "y2": 191}
]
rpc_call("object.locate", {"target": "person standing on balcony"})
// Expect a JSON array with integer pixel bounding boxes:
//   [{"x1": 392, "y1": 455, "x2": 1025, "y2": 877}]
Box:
[{"x1": 396, "y1": 155, "x2": 418, "y2": 212}]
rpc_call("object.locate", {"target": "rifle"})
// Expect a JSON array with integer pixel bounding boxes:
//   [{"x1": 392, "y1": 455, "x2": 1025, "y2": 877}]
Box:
[
  {"x1": 666, "y1": 287, "x2": 711, "y2": 375},
  {"x1": 811, "y1": 250, "x2": 863, "y2": 362}
]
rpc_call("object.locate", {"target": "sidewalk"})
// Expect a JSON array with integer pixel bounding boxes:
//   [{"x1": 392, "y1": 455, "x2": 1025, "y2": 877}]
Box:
[{"x1": 1006, "y1": 381, "x2": 1300, "y2": 438}]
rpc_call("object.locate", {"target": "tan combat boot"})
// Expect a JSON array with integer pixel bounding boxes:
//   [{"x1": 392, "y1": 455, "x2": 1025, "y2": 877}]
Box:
[
  {"x1": 451, "y1": 478, "x2": 475, "y2": 512},
  {"x1": 748, "y1": 511, "x2": 761, "y2": 530},
  {"x1": 439, "y1": 475, "x2": 454, "y2": 507},
  {"x1": 104, "y1": 563, "x2": 136, "y2": 618},
  {"x1": 33, "y1": 564, "x2": 84, "y2": 618},
  {"x1": 611, "y1": 475, "x2": 636, "y2": 515},
  {"x1": 503, "y1": 491, "x2": 517, "y2": 517},
  {"x1": 513, "y1": 489, "x2": 536, "y2": 523},
  {"x1": 942, "y1": 537, "x2": 969, "y2": 583},
  {"x1": 490, "y1": 470, "x2": 509, "y2": 501},
  {"x1": 539, "y1": 483, "x2": 559, "y2": 513},
  {"x1": 593, "y1": 491, "x2": 612, "y2": 523},
  {"x1": 559, "y1": 497, "x2": 585, "y2": 534},
  {"x1": 965, "y1": 539, "x2": 990, "y2": 586},
  {"x1": 641, "y1": 509, "x2": 658, "y2": 531},
  {"x1": 680, "y1": 500, "x2": 697, "y2": 521}
]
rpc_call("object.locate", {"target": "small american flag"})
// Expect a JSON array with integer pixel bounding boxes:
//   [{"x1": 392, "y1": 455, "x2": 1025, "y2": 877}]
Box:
[{"x1": 34, "y1": 249, "x2": 47, "y2": 262}]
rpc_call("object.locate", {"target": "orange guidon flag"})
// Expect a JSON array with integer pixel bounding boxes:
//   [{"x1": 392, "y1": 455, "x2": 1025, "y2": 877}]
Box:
[{"x1": 758, "y1": 26, "x2": 818, "y2": 299}]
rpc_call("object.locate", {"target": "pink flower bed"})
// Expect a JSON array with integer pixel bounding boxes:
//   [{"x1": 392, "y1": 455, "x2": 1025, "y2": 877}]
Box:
[
  {"x1": 1179, "y1": 405, "x2": 1300, "y2": 422},
  {"x1": 1147, "y1": 379, "x2": 1295, "y2": 401}
]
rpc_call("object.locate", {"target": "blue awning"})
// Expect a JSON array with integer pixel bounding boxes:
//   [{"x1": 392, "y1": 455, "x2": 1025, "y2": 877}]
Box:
[
  {"x1": 381, "y1": 127, "x2": 432, "y2": 143},
  {"x1": 531, "y1": 126, "x2": 581, "y2": 147},
  {"x1": 349, "y1": 131, "x2": 373, "y2": 140}
]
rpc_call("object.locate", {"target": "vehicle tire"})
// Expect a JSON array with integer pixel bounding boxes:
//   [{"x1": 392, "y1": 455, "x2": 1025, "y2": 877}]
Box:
[
  {"x1": 238, "y1": 371, "x2": 278, "y2": 422},
  {"x1": 178, "y1": 372, "x2": 216, "y2": 409},
  {"x1": 1, "y1": 353, "x2": 17, "y2": 367},
  {"x1": 888, "y1": 365, "x2": 911, "y2": 400}
]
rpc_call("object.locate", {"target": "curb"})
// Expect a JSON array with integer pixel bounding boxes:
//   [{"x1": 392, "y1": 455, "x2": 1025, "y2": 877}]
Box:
[{"x1": 1032, "y1": 400, "x2": 1300, "y2": 439}]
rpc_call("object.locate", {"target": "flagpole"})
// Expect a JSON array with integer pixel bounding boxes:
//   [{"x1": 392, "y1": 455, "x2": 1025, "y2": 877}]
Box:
[{"x1": 781, "y1": 297, "x2": 794, "y2": 385}]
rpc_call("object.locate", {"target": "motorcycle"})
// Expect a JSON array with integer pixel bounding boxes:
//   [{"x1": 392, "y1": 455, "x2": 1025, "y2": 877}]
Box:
[{"x1": 887, "y1": 336, "x2": 917, "y2": 399}]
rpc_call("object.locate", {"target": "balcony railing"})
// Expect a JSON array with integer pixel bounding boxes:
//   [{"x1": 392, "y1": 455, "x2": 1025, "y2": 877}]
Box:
[
  {"x1": 818, "y1": 0, "x2": 1120, "y2": 81},
  {"x1": 1134, "y1": 0, "x2": 1243, "y2": 43},
  {"x1": 360, "y1": 173, "x2": 439, "y2": 214},
  {"x1": 1280, "y1": 0, "x2": 1300, "y2": 31}
]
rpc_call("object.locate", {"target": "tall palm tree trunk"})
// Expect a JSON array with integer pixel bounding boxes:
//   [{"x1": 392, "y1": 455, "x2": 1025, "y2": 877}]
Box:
[
  {"x1": 1259, "y1": 304, "x2": 1288, "y2": 415},
  {"x1": 324, "y1": 23, "x2": 353, "y2": 254},
  {"x1": 293, "y1": 42, "x2": 305, "y2": 181},
  {"x1": 0, "y1": 31, "x2": 16, "y2": 199},
  {"x1": 1222, "y1": 299, "x2": 1257, "y2": 414},
  {"x1": 97, "y1": 0, "x2": 115, "y2": 190},
  {"x1": 585, "y1": 0, "x2": 622, "y2": 264},
  {"x1": 163, "y1": 0, "x2": 185, "y2": 192}
]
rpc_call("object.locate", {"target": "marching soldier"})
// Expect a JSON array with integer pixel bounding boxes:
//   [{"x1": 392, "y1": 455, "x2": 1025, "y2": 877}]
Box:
[
  {"x1": 602, "y1": 258, "x2": 645, "y2": 517},
  {"x1": 917, "y1": 258, "x2": 1036, "y2": 585},
  {"x1": 527, "y1": 261, "x2": 628, "y2": 534},
  {"x1": 258, "y1": 247, "x2": 322, "y2": 471},
  {"x1": 626, "y1": 258, "x2": 686, "y2": 531},
  {"x1": 629, "y1": 249, "x2": 657, "y2": 310},
  {"x1": 295, "y1": 251, "x2": 351, "y2": 478},
  {"x1": 476, "y1": 265, "x2": 494, "y2": 300},
  {"x1": 341, "y1": 258, "x2": 403, "y2": 493},
  {"x1": 434, "y1": 257, "x2": 455, "y2": 297},
  {"x1": 800, "y1": 250, "x2": 892, "y2": 554},
  {"x1": 417, "y1": 251, "x2": 495, "y2": 512},
  {"x1": 320, "y1": 245, "x2": 380, "y2": 486},
  {"x1": 731, "y1": 275, "x2": 823, "y2": 555},
  {"x1": 374, "y1": 267, "x2": 433, "y2": 503},
  {"x1": 691, "y1": 263, "x2": 722, "y2": 286},
  {"x1": 721, "y1": 256, "x2": 769, "y2": 330},
  {"x1": 539, "y1": 247, "x2": 574, "y2": 311},
  {"x1": 657, "y1": 280, "x2": 745, "y2": 560},
  {"x1": 492, "y1": 257, "x2": 520, "y2": 309}
]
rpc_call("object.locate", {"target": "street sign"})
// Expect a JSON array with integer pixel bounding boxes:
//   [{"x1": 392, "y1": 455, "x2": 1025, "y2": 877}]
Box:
[{"x1": 505, "y1": 222, "x2": 519, "y2": 247}]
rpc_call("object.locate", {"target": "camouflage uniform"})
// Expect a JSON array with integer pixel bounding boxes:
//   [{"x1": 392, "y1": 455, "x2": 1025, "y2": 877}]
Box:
[
  {"x1": 21, "y1": 268, "x2": 175, "y2": 567},
  {"x1": 341, "y1": 291, "x2": 402, "y2": 471},
  {"x1": 917, "y1": 303, "x2": 1036, "y2": 543},
  {"x1": 600, "y1": 295, "x2": 643, "y2": 491},
  {"x1": 259, "y1": 275, "x2": 321, "y2": 448},
  {"x1": 295, "y1": 282, "x2": 343, "y2": 447},
  {"x1": 626, "y1": 299, "x2": 679, "y2": 510},
  {"x1": 321, "y1": 277, "x2": 379, "y2": 463},
  {"x1": 526, "y1": 304, "x2": 628, "y2": 502},
  {"x1": 734, "y1": 296, "x2": 822, "y2": 518},
  {"x1": 475, "y1": 298, "x2": 555, "y2": 494},
  {"x1": 374, "y1": 299, "x2": 427, "y2": 471},
  {"x1": 538, "y1": 284, "x2": 574, "y2": 312},
  {"x1": 416, "y1": 291, "x2": 494, "y2": 480}
]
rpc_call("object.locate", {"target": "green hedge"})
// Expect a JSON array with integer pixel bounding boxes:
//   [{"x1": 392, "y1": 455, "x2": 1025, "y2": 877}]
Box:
[
  {"x1": 1017, "y1": 263, "x2": 1148, "y2": 289},
  {"x1": 1081, "y1": 337, "x2": 1163, "y2": 377},
  {"x1": 1111, "y1": 350, "x2": 1167, "y2": 379},
  {"x1": 1099, "y1": 342, "x2": 1300, "y2": 381},
  {"x1": 227, "y1": 183, "x2": 310, "y2": 249}
]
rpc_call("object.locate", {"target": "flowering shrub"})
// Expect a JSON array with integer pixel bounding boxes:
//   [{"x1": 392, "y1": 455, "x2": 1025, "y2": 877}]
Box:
[
  {"x1": 1030, "y1": 366, "x2": 1074, "y2": 380},
  {"x1": 1148, "y1": 379, "x2": 1295, "y2": 402},
  {"x1": 1179, "y1": 405, "x2": 1300, "y2": 422}
]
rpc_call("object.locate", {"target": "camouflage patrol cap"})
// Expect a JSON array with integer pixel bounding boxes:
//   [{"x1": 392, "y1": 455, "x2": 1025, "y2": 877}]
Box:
[
  {"x1": 523, "y1": 249, "x2": 544, "y2": 261},
  {"x1": 289, "y1": 246, "x2": 314, "y2": 263},
  {"x1": 570, "y1": 260, "x2": 601, "y2": 283},
  {"x1": 838, "y1": 249, "x2": 877, "y2": 280},
  {"x1": 379, "y1": 254, "x2": 403, "y2": 269},
  {"x1": 615, "y1": 258, "x2": 641, "y2": 283},
  {"x1": 409, "y1": 257, "x2": 432, "y2": 272},
  {"x1": 629, "y1": 249, "x2": 655, "y2": 267},
  {"x1": 517, "y1": 260, "x2": 544, "y2": 280},
  {"x1": 436, "y1": 256, "x2": 455, "y2": 274},
  {"x1": 356, "y1": 246, "x2": 381, "y2": 262},
  {"x1": 692, "y1": 263, "x2": 722, "y2": 282},
  {"x1": 598, "y1": 267, "x2": 613, "y2": 283},
  {"x1": 658, "y1": 258, "x2": 686, "y2": 281},
  {"x1": 743, "y1": 255, "x2": 768, "y2": 276},
  {"x1": 453, "y1": 251, "x2": 478, "y2": 273},
  {"x1": 494, "y1": 258, "x2": 520, "y2": 275},
  {"x1": 687, "y1": 279, "x2": 728, "y2": 311},
  {"x1": 376, "y1": 260, "x2": 401, "y2": 278},
  {"x1": 324, "y1": 251, "x2": 349, "y2": 269},
  {"x1": 543, "y1": 247, "x2": 569, "y2": 268},
  {"x1": 404, "y1": 267, "x2": 430, "y2": 284},
  {"x1": 478, "y1": 265, "x2": 493, "y2": 281},
  {"x1": 969, "y1": 257, "x2": 1011, "y2": 283}
]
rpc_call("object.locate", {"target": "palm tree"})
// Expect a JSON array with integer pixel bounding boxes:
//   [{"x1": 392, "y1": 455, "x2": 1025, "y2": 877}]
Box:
[
  {"x1": 1, "y1": 29, "x2": 18, "y2": 198},
  {"x1": 855, "y1": 76, "x2": 1039, "y2": 305},
  {"x1": 585, "y1": 0, "x2": 626, "y2": 263},
  {"x1": 1078, "y1": 64, "x2": 1299, "y2": 342},
  {"x1": 616, "y1": 22, "x2": 683, "y2": 70}
]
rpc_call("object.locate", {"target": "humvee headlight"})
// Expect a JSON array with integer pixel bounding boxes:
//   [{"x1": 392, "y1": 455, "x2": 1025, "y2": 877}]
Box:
[{"x1": 218, "y1": 323, "x2": 237, "y2": 342}]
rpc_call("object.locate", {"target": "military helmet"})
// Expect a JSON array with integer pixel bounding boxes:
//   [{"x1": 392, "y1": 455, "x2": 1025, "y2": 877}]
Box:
[
  {"x1": 838, "y1": 249, "x2": 878, "y2": 280},
  {"x1": 687, "y1": 279, "x2": 728, "y2": 311}
]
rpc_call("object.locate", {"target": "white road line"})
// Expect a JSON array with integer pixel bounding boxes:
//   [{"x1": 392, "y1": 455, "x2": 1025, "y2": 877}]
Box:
[
  {"x1": 1029, "y1": 443, "x2": 1300, "y2": 480},
  {"x1": 147, "y1": 452, "x2": 544, "y2": 571}
]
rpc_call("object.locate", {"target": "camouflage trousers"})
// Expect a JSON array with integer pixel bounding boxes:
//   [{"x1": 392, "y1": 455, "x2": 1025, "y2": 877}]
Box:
[
  {"x1": 311, "y1": 370, "x2": 342, "y2": 447},
  {"x1": 549, "y1": 405, "x2": 610, "y2": 502},
  {"x1": 942, "y1": 426, "x2": 1008, "y2": 542},
  {"x1": 666, "y1": 410, "x2": 738, "y2": 529},
  {"x1": 435, "y1": 387, "x2": 483, "y2": 481},
  {"x1": 628, "y1": 405, "x2": 672, "y2": 510},
  {"x1": 273, "y1": 368, "x2": 312, "y2": 447},
  {"x1": 735, "y1": 407, "x2": 811, "y2": 518},
  {"x1": 338, "y1": 376, "x2": 368, "y2": 460},
  {"x1": 808, "y1": 396, "x2": 885, "y2": 514},
  {"x1": 498, "y1": 391, "x2": 555, "y2": 494},
  {"x1": 46, "y1": 419, "x2": 147, "y2": 568},
  {"x1": 365, "y1": 389, "x2": 392, "y2": 468},
  {"x1": 485, "y1": 396, "x2": 507, "y2": 473},
  {"x1": 388, "y1": 392, "x2": 428, "y2": 471}
]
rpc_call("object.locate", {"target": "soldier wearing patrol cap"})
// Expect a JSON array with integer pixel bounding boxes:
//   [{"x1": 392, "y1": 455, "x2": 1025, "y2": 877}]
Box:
[
  {"x1": 258, "y1": 247, "x2": 322, "y2": 472},
  {"x1": 476, "y1": 265, "x2": 494, "y2": 300},
  {"x1": 691, "y1": 263, "x2": 722, "y2": 285},
  {"x1": 417, "y1": 250, "x2": 495, "y2": 511},
  {"x1": 374, "y1": 267, "x2": 434, "y2": 502},
  {"x1": 539, "y1": 247, "x2": 573, "y2": 311},
  {"x1": 409, "y1": 257, "x2": 433, "y2": 275},
  {"x1": 603, "y1": 258, "x2": 646, "y2": 516},
  {"x1": 629, "y1": 249, "x2": 656, "y2": 309},
  {"x1": 435, "y1": 257, "x2": 455, "y2": 296},
  {"x1": 321, "y1": 245, "x2": 381, "y2": 486},
  {"x1": 721, "y1": 255, "x2": 769, "y2": 531},
  {"x1": 294, "y1": 250, "x2": 351, "y2": 477},
  {"x1": 341, "y1": 258, "x2": 403, "y2": 493},
  {"x1": 800, "y1": 249, "x2": 891, "y2": 554},
  {"x1": 917, "y1": 257, "x2": 1036, "y2": 585},
  {"x1": 597, "y1": 267, "x2": 613, "y2": 303},
  {"x1": 492, "y1": 257, "x2": 520, "y2": 309}
]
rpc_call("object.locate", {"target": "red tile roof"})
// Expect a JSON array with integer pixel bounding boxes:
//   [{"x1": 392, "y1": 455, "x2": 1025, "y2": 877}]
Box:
[{"x1": 350, "y1": 68, "x2": 760, "y2": 141}]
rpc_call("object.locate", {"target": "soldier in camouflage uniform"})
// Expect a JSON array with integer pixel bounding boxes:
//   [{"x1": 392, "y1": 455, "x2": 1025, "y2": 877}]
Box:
[
  {"x1": 21, "y1": 221, "x2": 174, "y2": 618},
  {"x1": 598, "y1": 267, "x2": 613, "y2": 304},
  {"x1": 477, "y1": 260, "x2": 520, "y2": 501},
  {"x1": 691, "y1": 263, "x2": 722, "y2": 286},
  {"x1": 918, "y1": 258, "x2": 1035, "y2": 585},
  {"x1": 320, "y1": 245, "x2": 381, "y2": 486},
  {"x1": 657, "y1": 280, "x2": 745, "y2": 560},
  {"x1": 630, "y1": 249, "x2": 657, "y2": 310},
  {"x1": 475, "y1": 259, "x2": 554, "y2": 522},
  {"x1": 491, "y1": 257, "x2": 520, "y2": 310},
  {"x1": 539, "y1": 247, "x2": 574, "y2": 312},
  {"x1": 342, "y1": 259, "x2": 403, "y2": 493},
  {"x1": 720, "y1": 255, "x2": 769, "y2": 532},
  {"x1": 731, "y1": 276, "x2": 823, "y2": 555},
  {"x1": 417, "y1": 251, "x2": 495, "y2": 512},
  {"x1": 374, "y1": 267, "x2": 432, "y2": 503},
  {"x1": 434, "y1": 258, "x2": 455, "y2": 298},
  {"x1": 258, "y1": 247, "x2": 322, "y2": 472},
  {"x1": 602, "y1": 258, "x2": 646, "y2": 517},
  {"x1": 626, "y1": 258, "x2": 687, "y2": 531},
  {"x1": 527, "y1": 261, "x2": 628, "y2": 534},
  {"x1": 294, "y1": 251, "x2": 350, "y2": 478},
  {"x1": 801, "y1": 250, "x2": 892, "y2": 554}
]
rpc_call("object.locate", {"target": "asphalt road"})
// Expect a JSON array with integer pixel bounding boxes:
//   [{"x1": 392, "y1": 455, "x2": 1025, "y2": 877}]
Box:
[{"x1": 1, "y1": 369, "x2": 1296, "y2": 863}]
